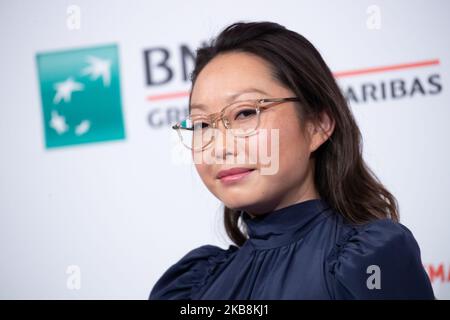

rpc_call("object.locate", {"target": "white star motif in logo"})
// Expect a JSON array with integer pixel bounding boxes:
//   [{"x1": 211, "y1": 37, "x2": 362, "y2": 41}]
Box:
[
  {"x1": 53, "y1": 77, "x2": 84, "y2": 104},
  {"x1": 75, "y1": 120, "x2": 91, "y2": 136},
  {"x1": 81, "y1": 56, "x2": 111, "y2": 87},
  {"x1": 49, "y1": 110, "x2": 69, "y2": 134}
]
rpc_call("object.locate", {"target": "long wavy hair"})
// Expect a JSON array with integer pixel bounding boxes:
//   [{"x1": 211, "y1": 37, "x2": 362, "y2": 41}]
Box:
[{"x1": 188, "y1": 21, "x2": 399, "y2": 246}]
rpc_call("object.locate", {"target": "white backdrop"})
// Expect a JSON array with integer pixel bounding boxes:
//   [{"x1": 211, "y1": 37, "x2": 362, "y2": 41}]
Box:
[{"x1": 0, "y1": 0, "x2": 449, "y2": 299}]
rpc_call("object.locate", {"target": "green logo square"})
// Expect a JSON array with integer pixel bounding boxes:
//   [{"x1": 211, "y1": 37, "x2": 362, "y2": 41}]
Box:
[{"x1": 36, "y1": 44, "x2": 126, "y2": 149}]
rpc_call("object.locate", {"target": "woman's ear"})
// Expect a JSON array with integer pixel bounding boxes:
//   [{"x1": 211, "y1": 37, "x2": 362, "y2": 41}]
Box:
[{"x1": 308, "y1": 111, "x2": 335, "y2": 153}]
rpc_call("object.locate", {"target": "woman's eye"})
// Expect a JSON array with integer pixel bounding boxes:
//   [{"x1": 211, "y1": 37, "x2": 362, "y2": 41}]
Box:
[{"x1": 235, "y1": 109, "x2": 257, "y2": 120}]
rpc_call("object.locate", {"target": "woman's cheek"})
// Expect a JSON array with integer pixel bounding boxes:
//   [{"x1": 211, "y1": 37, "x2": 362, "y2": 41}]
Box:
[{"x1": 195, "y1": 163, "x2": 211, "y2": 186}]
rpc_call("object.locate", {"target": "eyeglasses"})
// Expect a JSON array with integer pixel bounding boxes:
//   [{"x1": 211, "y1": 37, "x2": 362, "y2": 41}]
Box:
[{"x1": 172, "y1": 97, "x2": 301, "y2": 151}]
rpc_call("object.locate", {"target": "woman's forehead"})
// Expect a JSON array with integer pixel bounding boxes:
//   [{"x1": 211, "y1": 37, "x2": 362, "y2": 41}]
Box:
[{"x1": 193, "y1": 53, "x2": 274, "y2": 90}]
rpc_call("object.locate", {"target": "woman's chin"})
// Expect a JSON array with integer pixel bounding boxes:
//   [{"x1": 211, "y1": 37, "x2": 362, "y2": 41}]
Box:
[
  {"x1": 221, "y1": 198, "x2": 257, "y2": 211},
  {"x1": 221, "y1": 197, "x2": 266, "y2": 213}
]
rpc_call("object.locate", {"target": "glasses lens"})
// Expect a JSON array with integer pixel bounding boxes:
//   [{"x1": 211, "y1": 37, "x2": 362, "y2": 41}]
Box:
[
  {"x1": 226, "y1": 102, "x2": 259, "y2": 136},
  {"x1": 177, "y1": 116, "x2": 214, "y2": 150}
]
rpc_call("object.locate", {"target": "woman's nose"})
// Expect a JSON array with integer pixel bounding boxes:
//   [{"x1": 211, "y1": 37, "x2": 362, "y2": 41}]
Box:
[{"x1": 212, "y1": 126, "x2": 236, "y2": 161}]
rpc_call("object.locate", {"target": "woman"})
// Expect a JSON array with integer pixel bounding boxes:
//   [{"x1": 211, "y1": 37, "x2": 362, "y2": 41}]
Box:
[{"x1": 149, "y1": 21, "x2": 434, "y2": 299}]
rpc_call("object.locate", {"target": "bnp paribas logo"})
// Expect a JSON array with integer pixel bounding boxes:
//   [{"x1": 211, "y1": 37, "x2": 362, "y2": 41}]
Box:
[{"x1": 36, "y1": 44, "x2": 126, "y2": 149}]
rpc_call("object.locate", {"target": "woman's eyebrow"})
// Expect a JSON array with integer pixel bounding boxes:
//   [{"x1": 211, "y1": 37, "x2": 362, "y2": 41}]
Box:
[
  {"x1": 226, "y1": 87, "x2": 268, "y2": 102},
  {"x1": 190, "y1": 88, "x2": 268, "y2": 111},
  {"x1": 190, "y1": 103, "x2": 207, "y2": 111}
]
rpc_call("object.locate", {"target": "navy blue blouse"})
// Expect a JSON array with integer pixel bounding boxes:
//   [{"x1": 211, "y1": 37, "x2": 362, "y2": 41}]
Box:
[{"x1": 149, "y1": 199, "x2": 434, "y2": 299}]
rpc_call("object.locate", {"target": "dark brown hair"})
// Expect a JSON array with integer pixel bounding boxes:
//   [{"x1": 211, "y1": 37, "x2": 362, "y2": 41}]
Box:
[{"x1": 188, "y1": 21, "x2": 399, "y2": 246}]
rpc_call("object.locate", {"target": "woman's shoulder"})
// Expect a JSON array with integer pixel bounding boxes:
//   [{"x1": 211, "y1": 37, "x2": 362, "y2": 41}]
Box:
[
  {"x1": 336, "y1": 217, "x2": 419, "y2": 253},
  {"x1": 325, "y1": 218, "x2": 435, "y2": 299},
  {"x1": 149, "y1": 244, "x2": 238, "y2": 300}
]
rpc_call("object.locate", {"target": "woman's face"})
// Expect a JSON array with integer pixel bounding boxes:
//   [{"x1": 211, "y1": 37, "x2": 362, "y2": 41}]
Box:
[{"x1": 190, "y1": 52, "x2": 327, "y2": 216}]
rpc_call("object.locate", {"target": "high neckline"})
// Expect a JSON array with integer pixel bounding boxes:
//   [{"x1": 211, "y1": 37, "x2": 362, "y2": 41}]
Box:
[{"x1": 241, "y1": 198, "x2": 331, "y2": 249}]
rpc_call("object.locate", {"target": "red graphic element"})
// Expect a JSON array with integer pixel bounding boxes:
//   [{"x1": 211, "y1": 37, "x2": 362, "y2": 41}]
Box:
[
  {"x1": 147, "y1": 90, "x2": 190, "y2": 102},
  {"x1": 333, "y1": 59, "x2": 440, "y2": 78},
  {"x1": 424, "y1": 263, "x2": 450, "y2": 283}
]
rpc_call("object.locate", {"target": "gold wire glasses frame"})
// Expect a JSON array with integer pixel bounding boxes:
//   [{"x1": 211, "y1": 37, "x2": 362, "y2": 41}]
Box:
[{"x1": 172, "y1": 97, "x2": 301, "y2": 151}]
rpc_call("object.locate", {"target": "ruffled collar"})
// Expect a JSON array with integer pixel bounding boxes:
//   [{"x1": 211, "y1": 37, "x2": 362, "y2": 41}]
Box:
[{"x1": 241, "y1": 198, "x2": 331, "y2": 249}]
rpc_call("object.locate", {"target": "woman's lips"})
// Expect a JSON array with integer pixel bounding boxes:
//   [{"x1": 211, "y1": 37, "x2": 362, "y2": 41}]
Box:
[{"x1": 216, "y1": 167, "x2": 256, "y2": 184}]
